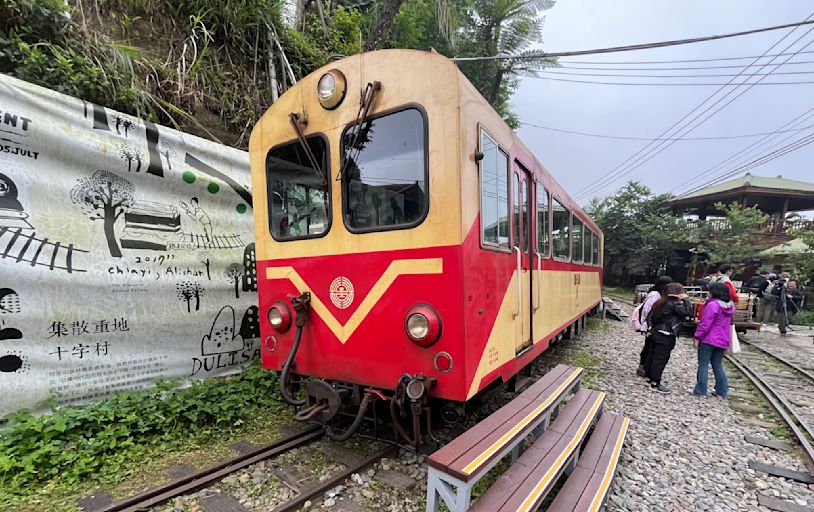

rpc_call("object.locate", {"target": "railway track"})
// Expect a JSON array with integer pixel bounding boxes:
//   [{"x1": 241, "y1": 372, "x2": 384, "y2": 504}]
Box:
[
  {"x1": 97, "y1": 425, "x2": 396, "y2": 512},
  {"x1": 727, "y1": 339, "x2": 814, "y2": 473}
]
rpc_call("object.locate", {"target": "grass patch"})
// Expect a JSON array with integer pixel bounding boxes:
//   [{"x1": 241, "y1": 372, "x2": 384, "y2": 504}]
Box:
[
  {"x1": 567, "y1": 350, "x2": 604, "y2": 389},
  {"x1": 602, "y1": 286, "x2": 635, "y2": 299},
  {"x1": 795, "y1": 310, "x2": 814, "y2": 326},
  {"x1": 585, "y1": 316, "x2": 610, "y2": 332},
  {"x1": 0, "y1": 363, "x2": 291, "y2": 512}
]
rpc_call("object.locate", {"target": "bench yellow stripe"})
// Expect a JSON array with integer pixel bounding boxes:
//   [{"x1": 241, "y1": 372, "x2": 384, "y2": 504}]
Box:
[
  {"x1": 461, "y1": 368, "x2": 582, "y2": 476},
  {"x1": 588, "y1": 417, "x2": 630, "y2": 512},
  {"x1": 517, "y1": 392, "x2": 606, "y2": 512}
]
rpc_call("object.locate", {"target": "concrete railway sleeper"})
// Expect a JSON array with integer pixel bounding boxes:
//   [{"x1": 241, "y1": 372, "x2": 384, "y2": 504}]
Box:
[{"x1": 426, "y1": 364, "x2": 630, "y2": 512}]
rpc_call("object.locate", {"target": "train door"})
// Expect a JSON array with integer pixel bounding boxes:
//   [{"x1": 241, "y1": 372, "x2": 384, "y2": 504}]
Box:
[{"x1": 512, "y1": 163, "x2": 533, "y2": 354}]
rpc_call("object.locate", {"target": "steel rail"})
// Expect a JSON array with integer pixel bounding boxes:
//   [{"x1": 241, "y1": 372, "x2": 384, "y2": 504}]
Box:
[
  {"x1": 271, "y1": 443, "x2": 398, "y2": 511},
  {"x1": 726, "y1": 354, "x2": 814, "y2": 472},
  {"x1": 102, "y1": 425, "x2": 324, "y2": 512},
  {"x1": 739, "y1": 338, "x2": 814, "y2": 384}
]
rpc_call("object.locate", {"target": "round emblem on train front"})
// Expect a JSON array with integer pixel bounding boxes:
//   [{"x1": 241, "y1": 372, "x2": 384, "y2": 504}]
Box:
[{"x1": 329, "y1": 276, "x2": 354, "y2": 309}]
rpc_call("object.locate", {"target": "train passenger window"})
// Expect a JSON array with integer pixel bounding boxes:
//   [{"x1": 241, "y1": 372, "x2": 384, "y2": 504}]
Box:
[
  {"x1": 592, "y1": 232, "x2": 600, "y2": 265},
  {"x1": 521, "y1": 180, "x2": 529, "y2": 252},
  {"x1": 266, "y1": 135, "x2": 330, "y2": 241},
  {"x1": 552, "y1": 198, "x2": 570, "y2": 260},
  {"x1": 572, "y1": 216, "x2": 583, "y2": 263},
  {"x1": 480, "y1": 131, "x2": 510, "y2": 248},
  {"x1": 342, "y1": 108, "x2": 427, "y2": 232},
  {"x1": 536, "y1": 185, "x2": 549, "y2": 257}
]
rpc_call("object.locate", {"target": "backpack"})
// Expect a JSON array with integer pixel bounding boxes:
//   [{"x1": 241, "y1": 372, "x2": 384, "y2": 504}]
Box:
[{"x1": 631, "y1": 302, "x2": 647, "y2": 332}]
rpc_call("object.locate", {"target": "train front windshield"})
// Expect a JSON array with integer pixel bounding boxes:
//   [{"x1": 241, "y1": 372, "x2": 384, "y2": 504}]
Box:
[{"x1": 267, "y1": 135, "x2": 331, "y2": 240}]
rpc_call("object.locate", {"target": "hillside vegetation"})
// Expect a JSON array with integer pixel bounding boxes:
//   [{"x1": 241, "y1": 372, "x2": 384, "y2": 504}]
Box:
[{"x1": 1, "y1": 0, "x2": 556, "y2": 147}]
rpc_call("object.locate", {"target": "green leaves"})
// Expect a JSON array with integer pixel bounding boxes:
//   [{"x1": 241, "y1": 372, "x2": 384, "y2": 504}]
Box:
[
  {"x1": 697, "y1": 201, "x2": 769, "y2": 269},
  {"x1": 0, "y1": 363, "x2": 279, "y2": 493}
]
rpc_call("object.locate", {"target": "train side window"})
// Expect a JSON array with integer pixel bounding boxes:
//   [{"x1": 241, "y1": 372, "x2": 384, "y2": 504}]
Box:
[
  {"x1": 572, "y1": 216, "x2": 583, "y2": 263},
  {"x1": 479, "y1": 131, "x2": 510, "y2": 248},
  {"x1": 266, "y1": 134, "x2": 331, "y2": 241},
  {"x1": 552, "y1": 198, "x2": 570, "y2": 260},
  {"x1": 342, "y1": 107, "x2": 427, "y2": 232},
  {"x1": 592, "y1": 232, "x2": 600, "y2": 265},
  {"x1": 536, "y1": 185, "x2": 549, "y2": 257},
  {"x1": 522, "y1": 179, "x2": 529, "y2": 252}
]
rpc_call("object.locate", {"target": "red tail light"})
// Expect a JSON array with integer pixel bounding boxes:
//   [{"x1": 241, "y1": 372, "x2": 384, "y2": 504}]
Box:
[
  {"x1": 268, "y1": 300, "x2": 292, "y2": 332},
  {"x1": 405, "y1": 304, "x2": 441, "y2": 347}
]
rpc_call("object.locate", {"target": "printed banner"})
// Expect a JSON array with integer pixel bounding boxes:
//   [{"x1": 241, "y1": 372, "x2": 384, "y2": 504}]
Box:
[{"x1": 0, "y1": 74, "x2": 259, "y2": 416}]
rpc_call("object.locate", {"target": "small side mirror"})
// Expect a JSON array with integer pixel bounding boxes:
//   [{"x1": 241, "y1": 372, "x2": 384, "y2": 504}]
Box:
[{"x1": 474, "y1": 151, "x2": 484, "y2": 162}]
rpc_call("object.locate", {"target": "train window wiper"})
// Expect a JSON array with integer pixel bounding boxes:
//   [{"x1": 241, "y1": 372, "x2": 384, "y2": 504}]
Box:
[
  {"x1": 337, "y1": 81, "x2": 381, "y2": 182},
  {"x1": 288, "y1": 112, "x2": 326, "y2": 186}
]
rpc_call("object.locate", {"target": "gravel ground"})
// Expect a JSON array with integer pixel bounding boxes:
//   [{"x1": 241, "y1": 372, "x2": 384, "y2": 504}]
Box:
[
  {"x1": 581, "y1": 314, "x2": 814, "y2": 512},
  {"x1": 151, "y1": 315, "x2": 814, "y2": 511}
]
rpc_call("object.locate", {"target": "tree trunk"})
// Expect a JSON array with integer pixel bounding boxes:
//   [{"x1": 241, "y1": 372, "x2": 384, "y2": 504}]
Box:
[
  {"x1": 194, "y1": 292, "x2": 200, "y2": 311},
  {"x1": 103, "y1": 206, "x2": 122, "y2": 257},
  {"x1": 186, "y1": 297, "x2": 191, "y2": 313},
  {"x1": 364, "y1": 0, "x2": 407, "y2": 51},
  {"x1": 234, "y1": 278, "x2": 239, "y2": 298},
  {"x1": 205, "y1": 261, "x2": 210, "y2": 280}
]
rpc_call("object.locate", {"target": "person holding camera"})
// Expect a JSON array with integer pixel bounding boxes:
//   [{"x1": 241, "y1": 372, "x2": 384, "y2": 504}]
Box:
[{"x1": 772, "y1": 275, "x2": 803, "y2": 335}]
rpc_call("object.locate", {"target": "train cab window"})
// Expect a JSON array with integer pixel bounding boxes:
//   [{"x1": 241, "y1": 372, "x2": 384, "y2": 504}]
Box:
[
  {"x1": 572, "y1": 216, "x2": 583, "y2": 263},
  {"x1": 552, "y1": 198, "x2": 570, "y2": 260},
  {"x1": 480, "y1": 131, "x2": 510, "y2": 248},
  {"x1": 342, "y1": 108, "x2": 427, "y2": 232},
  {"x1": 536, "y1": 185, "x2": 549, "y2": 257},
  {"x1": 267, "y1": 135, "x2": 331, "y2": 240}
]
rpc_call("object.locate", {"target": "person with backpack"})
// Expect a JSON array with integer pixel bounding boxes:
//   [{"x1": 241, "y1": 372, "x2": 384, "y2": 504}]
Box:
[
  {"x1": 634, "y1": 275, "x2": 673, "y2": 378},
  {"x1": 693, "y1": 282, "x2": 735, "y2": 398},
  {"x1": 644, "y1": 282, "x2": 694, "y2": 394}
]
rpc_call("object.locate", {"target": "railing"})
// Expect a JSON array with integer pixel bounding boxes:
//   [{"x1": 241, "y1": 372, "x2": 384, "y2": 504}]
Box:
[{"x1": 686, "y1": 218, "x2": 813, "y2": 235}]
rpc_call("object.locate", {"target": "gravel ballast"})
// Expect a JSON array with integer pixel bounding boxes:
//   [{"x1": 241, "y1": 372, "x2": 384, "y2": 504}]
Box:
[{"x1": 152, "y1": 315, "x2": 814, "y2": 511}]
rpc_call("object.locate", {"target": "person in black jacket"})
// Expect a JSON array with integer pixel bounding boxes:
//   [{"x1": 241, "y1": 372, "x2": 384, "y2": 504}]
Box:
[
  {"x1": 772, "y1": 278, "x2": 804, "y2": 335},
  {"x1": 644, "y1": 282, "x2": 694, "y2": 394}
]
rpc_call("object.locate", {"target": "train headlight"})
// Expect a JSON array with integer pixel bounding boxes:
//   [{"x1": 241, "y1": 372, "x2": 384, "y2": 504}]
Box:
[
  {"x1": 268, "y1": 301, "x2": 292, "y2": 333},
  {"x1": 317, "y1": 69, "x2": 346, "y2": 110},
  {"x1": 405, "y1": 304, "x2": 441, "y2": 347}
]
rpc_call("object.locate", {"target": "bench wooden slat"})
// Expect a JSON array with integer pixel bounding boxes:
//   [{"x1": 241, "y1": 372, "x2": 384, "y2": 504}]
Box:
[
  {"x1": 426, "y1": 395, "x2": 533, "y2": 472},
  {"x1": 429, "y1": 365, "x2": 581, "y2": 481},
  {"x1": 573, "y1": 410, "x2": 618, "y2": 473},
  {"x1": 470, "y1": 390, "x2": 605, "y2": 512},
  {"x1": 547, "y1": 412, "x2": 630, "y2": 512},
  {"x1": 517, "y1": 364, "x2": 572, "y2": 402}
]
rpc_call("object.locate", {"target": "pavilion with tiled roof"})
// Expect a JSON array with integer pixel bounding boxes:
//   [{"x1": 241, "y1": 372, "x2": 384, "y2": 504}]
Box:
[{"x1": 667, "y1": 173, "x2": 814, "y2": 219}]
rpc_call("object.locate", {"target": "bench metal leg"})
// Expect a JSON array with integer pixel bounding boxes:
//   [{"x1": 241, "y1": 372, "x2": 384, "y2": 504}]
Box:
[{"x1": 427, "y1": 467, "x2": 471, "y2": 512}]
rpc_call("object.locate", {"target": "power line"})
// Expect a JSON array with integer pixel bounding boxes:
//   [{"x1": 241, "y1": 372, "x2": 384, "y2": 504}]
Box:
[
  {"x1": 542, "y1": 69, "x2": 814, "y2": 78},
  {"x1": 557, "y1": 60, "x2": 814, "y2": 71},
  {"x1": 519, "y1": 122, "x2": 814, "y2": 141},
  {"x1": 558, "y1": 49, "x2": 814, "y2": 65},
  {"x1": 573, "y1": 16, "x2": 814, "y2": 201},
  {"x1": 531, "y1": 76, "x2": 814, "y2": 86},
  {"x1": 671, "y1": 108, "x2": 814, "y2": 195},
  {"x1": 675, "y1": 131, "x2": 814, "y2": 197},
  {"x1": 451, "y1": 19, "x2": 814, "y2": 62}
]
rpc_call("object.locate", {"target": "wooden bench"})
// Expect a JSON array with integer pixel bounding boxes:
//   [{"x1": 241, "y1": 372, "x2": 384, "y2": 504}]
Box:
[
  {"x1": 426, "y1": 364, "x2": 584, "y2": 512},
  {"x1": 547, "y1": 412, "x2": 630, "y2": 512},
  {"x1": 469, "y1": 388, "x2": 606, "y2": 511}
]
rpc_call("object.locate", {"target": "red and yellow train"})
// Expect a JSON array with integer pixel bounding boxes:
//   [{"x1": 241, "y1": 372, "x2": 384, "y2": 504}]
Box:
[{"x1": 249, "y1": 49, "x2": 603, "y2": 440}]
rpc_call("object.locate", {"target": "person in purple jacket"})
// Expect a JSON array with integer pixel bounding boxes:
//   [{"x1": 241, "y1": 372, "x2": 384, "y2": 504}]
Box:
[{"x1": 693, "y1": 282, "x2": 735, "y2": 398}]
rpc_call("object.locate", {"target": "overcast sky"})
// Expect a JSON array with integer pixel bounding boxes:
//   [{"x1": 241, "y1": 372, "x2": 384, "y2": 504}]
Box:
[{"x1": 512, "y1": 1, "x2": 814, "y2": 208}]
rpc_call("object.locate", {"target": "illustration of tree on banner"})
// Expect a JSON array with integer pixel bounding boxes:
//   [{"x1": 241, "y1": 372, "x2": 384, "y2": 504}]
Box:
[
  {"x1": 224, "y1": 263, "x2": 244, "y2": 298},
  {"x1": 199, "y1": 251, "x2": 211, "y2": 280},
  {"x1": 177, "y1": 281, "x2": 194, "y2": 312},
  {"x1": 70, "y1": 171, "x2": 135, "y2": 257},
  {"x1": 117, "y1": 144, "x2": 144, "y2": 173}
]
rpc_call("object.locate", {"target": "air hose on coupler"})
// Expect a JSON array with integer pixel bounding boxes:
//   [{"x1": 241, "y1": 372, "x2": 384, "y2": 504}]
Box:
[{"x1": 280, "y1": 292, "x2": 311, "y2": 406}]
